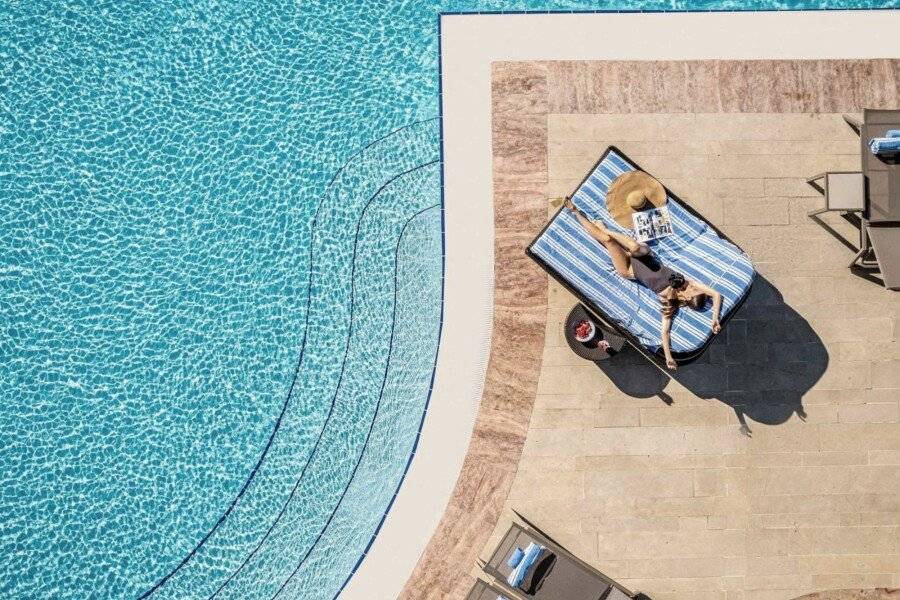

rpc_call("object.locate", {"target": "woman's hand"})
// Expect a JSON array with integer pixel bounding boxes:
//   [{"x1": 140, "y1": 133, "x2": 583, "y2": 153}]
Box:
[
  {"x1": 711, "y1": 319, "x2": 721, "y2": 335},
  {"x1": 564, "y1": 197, "x2": 575, "y2": 211},
  {"x1": 666, "y1": 357, "x2": 678, "y2": 371}
]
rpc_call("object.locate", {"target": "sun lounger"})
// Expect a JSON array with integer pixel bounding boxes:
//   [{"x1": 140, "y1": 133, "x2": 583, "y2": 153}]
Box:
[
  {"x1": 466, "y1": 578, "x2": 513, "y2": 600},
  {"x1": 859, "y1": 109, "x2": 900, "y2": 289},
  {"x1": 482, "y1": 518, "x2": 634, "y2": 600},
  {"x1": 527, "y1": 146, "x2": 755, "y2": 367},
  {"x1": 866, "y1": 223, "x2": 900, "y2": 290}
]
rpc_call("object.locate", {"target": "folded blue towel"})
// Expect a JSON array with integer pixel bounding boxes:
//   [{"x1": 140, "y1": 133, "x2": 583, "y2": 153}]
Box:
[
  {"x1": 507, "y1": 547, "x2": 524, "y2": 568},
  {"x1": 886, "y1": 130, "x2": 900, "y2": 138},
  {"x1": 870, "y1": 136, "x2": 900, "y2": 155},
  {"x1": 507, "y1": 542, "x2": 544, "y2": 588}
]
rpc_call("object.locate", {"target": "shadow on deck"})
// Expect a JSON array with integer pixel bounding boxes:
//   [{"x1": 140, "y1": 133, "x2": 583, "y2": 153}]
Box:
[{"x1": 596, "y1": 275, "x2": 828, "y2": 436}]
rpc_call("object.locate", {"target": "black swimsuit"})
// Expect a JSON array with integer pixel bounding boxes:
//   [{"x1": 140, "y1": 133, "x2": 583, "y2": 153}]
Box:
[{"x1": 631, "y1": 253, "x2": 675, "y2": 293}]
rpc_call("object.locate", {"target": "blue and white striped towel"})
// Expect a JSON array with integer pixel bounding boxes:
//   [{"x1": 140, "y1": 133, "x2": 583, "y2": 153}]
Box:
[{"x1": 531, "y1": 149, "x2": 755, "y2": 353}]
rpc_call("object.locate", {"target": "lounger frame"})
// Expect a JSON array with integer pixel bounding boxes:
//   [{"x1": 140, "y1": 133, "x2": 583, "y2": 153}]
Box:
[
  {"x1": 467, "y1": 577, "x2": 524, "y2": 600},
  {"x1": 526, "y1": 145, "x2": 754, "y2": 368}
]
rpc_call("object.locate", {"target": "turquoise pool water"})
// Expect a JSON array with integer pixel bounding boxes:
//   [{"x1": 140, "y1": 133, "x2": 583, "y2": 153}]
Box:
[{"x1": 0, "y1": 1, "x2": 895, "y2": 599}]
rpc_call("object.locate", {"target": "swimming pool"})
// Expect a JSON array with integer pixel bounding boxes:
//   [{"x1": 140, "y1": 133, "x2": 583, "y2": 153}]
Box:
[{"x1": 0, "y1": 2, "x2": 895, "y2": 599}]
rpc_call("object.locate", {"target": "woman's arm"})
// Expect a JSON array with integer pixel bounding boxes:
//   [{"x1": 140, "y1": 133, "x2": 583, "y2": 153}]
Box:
[
  {"x1": 692, "y1": 281, "x2": 723, "y2": 334},
  {"x1": 710, "y1": 290, "x2": 722, "y2": 333},
  {"x1": 661, "y1": 313, "x2": 676, "y2": 370}
]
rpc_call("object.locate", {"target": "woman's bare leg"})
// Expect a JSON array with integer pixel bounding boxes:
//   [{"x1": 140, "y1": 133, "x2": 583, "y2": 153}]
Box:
[
  {"x1": 600, "y1": 236, "x2": 635, "y2": 279},
  {"x1": 570, "y1": 209, "x2": 612, "y2": 243},
  {"x1": 573, "y1": 209, "x2": 647, "y2": 257},
  {"x1": 566, "y1": 200, "x2": 634, "y2": 278},
  {"x1": 606, "y1": 230, "x2": 648, "y2": 256}
]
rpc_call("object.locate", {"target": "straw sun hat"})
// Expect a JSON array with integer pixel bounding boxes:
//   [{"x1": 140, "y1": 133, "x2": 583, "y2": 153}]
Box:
[{"x1": 605, "y1": 171, "x2": 667, "y2": 229}]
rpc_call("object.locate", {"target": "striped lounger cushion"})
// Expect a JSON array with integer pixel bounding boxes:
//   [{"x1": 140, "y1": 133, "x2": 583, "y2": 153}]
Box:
[{"x1": 530, "y1": 149, "x2": 755, "y2": 354}]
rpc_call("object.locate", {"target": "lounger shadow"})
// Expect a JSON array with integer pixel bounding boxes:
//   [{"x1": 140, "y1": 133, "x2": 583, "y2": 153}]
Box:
[{"x1": 595, "y1": 275, "x2": 828, "y2": 433}]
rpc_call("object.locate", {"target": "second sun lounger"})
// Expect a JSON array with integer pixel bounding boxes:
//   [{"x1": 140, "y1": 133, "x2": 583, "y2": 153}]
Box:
[
  {"x1": 866, "y1": 223, "x2": 900, "y2": 290},
  {"x1": 527, "y1": 146, "x2": 755, "y2": 368},
  {"x1": 482, "y1": 519, "x2": 635, "y2": 600},
  {"x1": 466, "y1": 578, "x2": 515, "y2": 600}
]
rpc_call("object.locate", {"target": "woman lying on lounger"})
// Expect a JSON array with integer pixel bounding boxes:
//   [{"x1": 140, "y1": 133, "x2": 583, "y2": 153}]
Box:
[{"x1": 564, "y1": 197, "x2": 722, "y2": 371}]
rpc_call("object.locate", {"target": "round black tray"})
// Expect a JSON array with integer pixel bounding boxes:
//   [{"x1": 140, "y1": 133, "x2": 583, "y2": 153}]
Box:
[{"x1": 564, "y1": 304, "x2": 626, "y2": 361}]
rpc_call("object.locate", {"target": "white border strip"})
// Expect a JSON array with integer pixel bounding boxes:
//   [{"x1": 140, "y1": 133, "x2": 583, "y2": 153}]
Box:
[{"x1": 342, "y1": 10, "x2": 899, "y2": 600}]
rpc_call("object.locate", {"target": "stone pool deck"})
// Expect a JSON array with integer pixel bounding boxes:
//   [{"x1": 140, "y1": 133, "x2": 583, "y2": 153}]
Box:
[
  {"x1": 506, "y1": 108, "x2": 900, "y2": 600},
  {"x1": 401, "y1": 56, "x2": 899, "y2": 600},
  {"x1": 492, "y1": 61, "x2": 900, "y2": 600}
]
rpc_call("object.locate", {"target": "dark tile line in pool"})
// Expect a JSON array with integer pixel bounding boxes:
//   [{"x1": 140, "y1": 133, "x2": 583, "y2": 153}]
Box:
[
  {"x1": 138, "y1": 121, "x2": 441, "y2": 599},
  {"x1": 331, "y1": 32, "x2": 454, "y2": 588},
  {"x1": 225, "y1": 168, "x2": 441, "y2": 599},
  {"x1": 282, "y1": 200, "x2": 442, "y2": 600}
]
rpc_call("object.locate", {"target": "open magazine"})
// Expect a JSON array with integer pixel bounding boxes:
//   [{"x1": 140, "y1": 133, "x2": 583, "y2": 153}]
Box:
[{"x1": 632, "y1": 206, "x2": 674, "y2": 243}]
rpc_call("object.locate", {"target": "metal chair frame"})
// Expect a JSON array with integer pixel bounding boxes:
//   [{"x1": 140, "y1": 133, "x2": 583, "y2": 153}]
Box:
[{"x1": 806, "y1": 171, "x2": 876, "y2": 268}]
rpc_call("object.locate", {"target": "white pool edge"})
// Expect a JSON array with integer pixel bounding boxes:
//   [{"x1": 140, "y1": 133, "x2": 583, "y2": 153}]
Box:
[
  {"x1": 337, "y1": 15, "x2": 496, "y2": 596},
  {"x1": 341, "y1": 9, "x2": 899, "y2": 600}
]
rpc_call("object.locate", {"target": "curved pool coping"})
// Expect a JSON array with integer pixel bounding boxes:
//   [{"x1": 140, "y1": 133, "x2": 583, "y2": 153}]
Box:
[{"x1": 337, "y1": 26, "x2": 499, "y2": 593}]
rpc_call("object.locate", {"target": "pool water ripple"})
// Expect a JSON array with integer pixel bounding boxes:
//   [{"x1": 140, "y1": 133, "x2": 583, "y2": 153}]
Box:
[
  {"x1": 220, "y1": 164, "x2": 441, "y2": 600},
  {"x1": 276, "y1": 202, "x2": 443, "y2": 600},
  {"x1": 141, "y1": 121, "x2": 440, "y2": 599}
]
